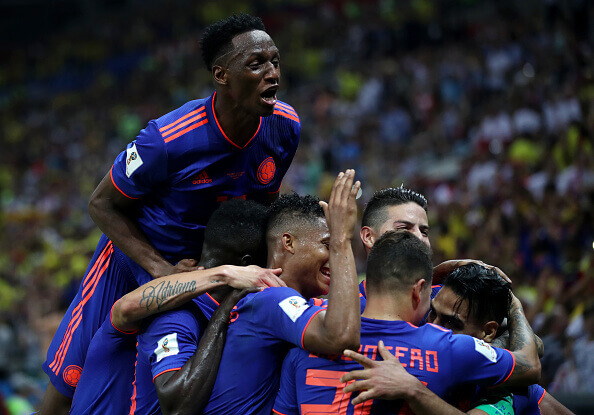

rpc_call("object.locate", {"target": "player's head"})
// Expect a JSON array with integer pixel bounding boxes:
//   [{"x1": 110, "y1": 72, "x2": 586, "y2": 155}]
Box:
[
  {"x1": 266, "y1": 193, "x2": 328, "y2": 300},
  {"x1": 366, "y1": 231, "x2": 433, "y2": 325},
  {"x1": 428, "y1": 264, "x2": 511, "y2": 342},
  {"x1": 201, "y1": 199, "x2": 269, "y2": 268},
  {"x1": 360, "y1": 186, "x2": 429, "y2": 253},
  {"x1": 200, "y1": 13, "x2": 280, "y2": 117}
]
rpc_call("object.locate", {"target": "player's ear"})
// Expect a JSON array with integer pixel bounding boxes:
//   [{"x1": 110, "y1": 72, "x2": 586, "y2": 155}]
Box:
[
  {"x1": 240, "y1": 254, "x2": 253, "y2": 266},
  {"x1": 411, "y1": 279, "x2": 426, "y2": 309},
  {"x1": 360, "y1": 226, "x2": 375, "y2": 251},
  {"x1": 482, "y1": 321, "x2": 499, "y2": 343},
  {"x1": 212, "y1": 65, "x2": 228, "y2": 86},
  {"x1": 281, "y1": 233, "x2": 295, "y2": 254}
]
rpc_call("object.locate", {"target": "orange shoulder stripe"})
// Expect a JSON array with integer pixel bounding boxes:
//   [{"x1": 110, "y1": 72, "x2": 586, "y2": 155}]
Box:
[
  {"x1": 164, "y1": 119, "x2": 209, "y2": 143},
  {"x1": 273, "y1": 110, "x2": 300, "y2": 123},
  {"x1": 275, "y1": 102, "x2": 298, "y2": 117},
  {"x1": 161, "y1": 111, "x2": 206, "y2": 138},
  {"x1": 159, "y1": 106, "x2": 206, "y2": 133}
]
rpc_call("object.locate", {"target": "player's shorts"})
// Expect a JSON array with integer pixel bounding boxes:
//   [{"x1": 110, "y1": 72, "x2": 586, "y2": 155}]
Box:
[{"x1": 42, "y1": 234, "x2": 149, "y2": 397}]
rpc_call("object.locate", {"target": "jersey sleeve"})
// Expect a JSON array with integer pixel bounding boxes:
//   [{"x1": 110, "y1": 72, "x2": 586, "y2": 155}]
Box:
[
  {"x1": 110, "y1": 120, "x2": 168, "y2": 199},
  {"x1": 250, "y1": 287, "x2": 324, "y2": 349},
  {"x1": 449, "y1": 334, "x2": 515, "y2": 387},
  {"x1": 136, "y1": 308, "x2": 201, "y2": 382},
  {"x1": 472, "y1": 389, "x2": 514, "y2": 415},
  {"x1": 272, "y1": 347, "x2": 301, "y2": 415}
]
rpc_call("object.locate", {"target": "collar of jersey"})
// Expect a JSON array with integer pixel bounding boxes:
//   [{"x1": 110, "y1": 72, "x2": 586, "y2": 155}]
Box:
[{"x1": 208, "y1": 91, "x2": 262, "y2": 150}]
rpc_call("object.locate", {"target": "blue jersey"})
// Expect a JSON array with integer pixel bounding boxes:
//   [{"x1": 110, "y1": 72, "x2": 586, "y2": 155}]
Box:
[
  {"x1": 273, "y1": 317, "x2": 515, "y2": 415},
  {"x1": 512, "y1": 384, "x2": 546, "y2": 414},
  {"x1": 203, "y1": 287, "x2": 325, "y2": 415},
  {"x1": 110, "y1": 92, "x2": 300, "y2": 262},
  {"x1": 70, "y1": 303, "x2": 138, "y2": 415},
  {"x1": 131, "y1": 301, "x2": 208, "y2": 415}
]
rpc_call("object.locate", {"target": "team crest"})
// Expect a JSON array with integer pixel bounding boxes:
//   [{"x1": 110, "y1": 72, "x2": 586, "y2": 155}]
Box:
[
  {"x1": 63, "y1": 365, "x2": 82, "y2": 387},
  {"x1": 257, "y1": 157, "x2": 276, "y2": 185}
]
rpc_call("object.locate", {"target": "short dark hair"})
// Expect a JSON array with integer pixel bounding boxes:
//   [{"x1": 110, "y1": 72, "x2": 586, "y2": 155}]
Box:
[
  {"x1": 204, "y1": 199, "x2": 269, "y2": 266},
  {"x1": 266, "y1": 193, "x2": 325, "y2": 239},
  {"x1": 442, "y1": 264, "x2": 512, "y2": 325},
  {"x1": 361, "y1": 187, "x2": 428, "y2": 230},
  {"x1": 366, "y1": 231, "x2": 433, "y2": 293},
  {"x1": 199, "y1": 13, "x2": 266, "y2": 71}
]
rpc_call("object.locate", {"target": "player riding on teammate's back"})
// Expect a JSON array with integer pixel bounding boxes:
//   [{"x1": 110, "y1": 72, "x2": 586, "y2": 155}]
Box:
[{"x1": 40, "y1": 13, "x2": 300, "y2": 414}]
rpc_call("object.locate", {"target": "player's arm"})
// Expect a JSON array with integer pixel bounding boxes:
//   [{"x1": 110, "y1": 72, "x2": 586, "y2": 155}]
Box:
[
  {"x1": 501, "y1": 292, "x2": 541, "y2": 386},
  {"x1": 341, "y1": 341, "x2": 471, "y2": 415},
  {"x1": 112, "y1": 265, "x2": 284, "y2": 332},
  {"x1": 88, "y1": 172, "x2": 198, "y2": 278},
  {"x1": 539, "y1": 391, "x2": 575, "y2": 415},
  {"x1": 491, "y1": 328, "x2": 545, "y2": 358},
  {"x1": 154, "y1": 289, "x2": 250, "y2": 415},
  {"x1": 302, "y1": 170, "x2": 361, "y2": 354},
  {"x1": 432, "y1": 259, "x2": 511, "y2": 285}
]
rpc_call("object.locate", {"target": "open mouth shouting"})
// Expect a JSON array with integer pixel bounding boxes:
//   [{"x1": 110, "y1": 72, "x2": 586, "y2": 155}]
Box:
[{"x1": 260, "y1": 86, "x2": 278, "y2": 107}]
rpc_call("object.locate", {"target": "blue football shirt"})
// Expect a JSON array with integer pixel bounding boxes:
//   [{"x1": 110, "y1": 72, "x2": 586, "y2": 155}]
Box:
[
  {"x1": 69, "y1": 303, "x2": 138, "y2": 415},
  {"x1": 274, "y1": 317, "x2": 515, "y2": 415},
  {"x1": 110, "y1": 92, "x2": 300, "y2": 262}
]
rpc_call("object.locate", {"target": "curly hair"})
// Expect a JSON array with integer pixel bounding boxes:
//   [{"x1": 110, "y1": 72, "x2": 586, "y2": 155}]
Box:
[
  {"x1": 199, "y1": 13, "x2": 266, "y2": 71},
  {"x1": 266, "y1": 193, "x2": 325, "y2": 238}
]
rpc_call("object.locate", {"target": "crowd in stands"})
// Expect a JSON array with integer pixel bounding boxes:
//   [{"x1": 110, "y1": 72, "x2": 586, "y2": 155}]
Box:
[{"x1": 0, "y1": 0, "x2": 592, "y2": 411}]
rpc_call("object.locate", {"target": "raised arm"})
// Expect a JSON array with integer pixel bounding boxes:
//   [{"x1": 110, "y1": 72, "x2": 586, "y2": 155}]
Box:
[
  {"x1": 112, "y1": 265, "x2": 284, "y2": 332},
  {"x1": 88, "y1": 172, "x2": 198, "y2": 279},
  {"x1": 154, "y1": 289, "x2": 252, "y2": 415},
  {"x1": 503, "y1": 293, "x2": 541, "y2": 386},
  {"x1": 302, "y1": 170, "x2": 361, "y2": 354}
]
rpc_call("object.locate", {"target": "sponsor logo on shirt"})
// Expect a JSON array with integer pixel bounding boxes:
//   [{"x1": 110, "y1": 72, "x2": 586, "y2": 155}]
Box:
[
  {"x1": 257, "y1": 157, "x2": 276, "y2": 184},
  {"x1": 155, "y1": 333, "x2": 179, "y2": 362},
  {"x1": 279, "y1": 296, "x2": 309, "y2": 322},
  {"x1": 193, "y1": 171, "x2": 212, "y2": 184},
  {"x1": 125, "y1": 143, "x2": 144, "y2": 178},
  {"x1": 474, "y1": 337, "x2": 497, "y2": 363}
]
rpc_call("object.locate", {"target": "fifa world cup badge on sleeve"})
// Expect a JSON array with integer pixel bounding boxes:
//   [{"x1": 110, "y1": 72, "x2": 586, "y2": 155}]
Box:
[
  {"x1": 155, "y1": 333, "x2": 179, "y2": 362},
  {"x1": 279, "y1": 296, "x2": 310, "y2": 322},
  {"x1": 126, "y1": 143, "x2": 144, "y2": 177},
  {"x1": 474, "y1": 338, "x2": 498, "y2": 363}
]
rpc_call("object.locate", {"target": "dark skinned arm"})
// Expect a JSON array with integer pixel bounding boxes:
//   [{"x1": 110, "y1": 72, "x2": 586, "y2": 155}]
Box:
[
  {"x1": 432, "y1": 259, "x2": 511, "y2": 285},
  {"x1": 88, "y1": 172, "x2": 199, "y2": 279},
  {"x1": 112, "y1": 265, "x2": 284, "y2": 332},
  {"x1": 154, "y1": 288, "x2": 253, "y2": 415},
  {"x1": 539, "y1": 392, "x2": 575, "y2": 415},
  {"x1": 491, "y1": 329, "x2": 544, "y2": 359},
  {"x1": 302, "y1": 170, "x2": 361, "y2": 354}
]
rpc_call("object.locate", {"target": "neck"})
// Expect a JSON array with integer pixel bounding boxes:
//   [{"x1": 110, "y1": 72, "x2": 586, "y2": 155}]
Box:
[
  {"x1": 214, "y1": 92, "x2": 260, "y2": 146},
  {"x1": 267, "y1": 253, "x2": 303, "y2": 297},
  {"x1": 361, "y1": 293, "x2": 413, "y2": 322}
]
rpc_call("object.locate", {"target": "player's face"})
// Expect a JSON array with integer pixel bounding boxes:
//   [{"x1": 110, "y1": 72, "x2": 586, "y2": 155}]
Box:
[
  {"x1": 292, "y1": 218, "x2": 331, "y2": 299},
  {"x1": 376, "y1": 203, "x2": 430, "y2": 248},
  {"x1": 427, "y1": 286, "x2": 485, "y2": 339},
  {"x1": 224, "y1": 30, "x2": 280, "y2": 117}
]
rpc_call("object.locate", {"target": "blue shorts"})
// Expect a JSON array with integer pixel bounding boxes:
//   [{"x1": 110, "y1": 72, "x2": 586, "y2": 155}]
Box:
[{"x1": 42, "y1": 234, "x2": 149, "y2": 397}]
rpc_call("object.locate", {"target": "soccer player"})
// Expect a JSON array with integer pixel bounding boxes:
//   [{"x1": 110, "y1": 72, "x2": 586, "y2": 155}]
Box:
[
  {"x1": 335, "y1": 263, "x2": 571, "y2": 415},
  {"x1": 132, "y1": 170, "x2": 361, "y2": 415},
  {"x1": 40, "y1": 13, "x2": 300, "y2": 413},
  {"x1": 273, "y1": 231, "x2": 542, "y2": 415},
  {"x1": 69, "y1": 199, "x2": 285, "y2": 415}
]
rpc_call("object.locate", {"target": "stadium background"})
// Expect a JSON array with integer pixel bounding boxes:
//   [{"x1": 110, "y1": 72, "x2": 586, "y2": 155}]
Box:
[{"x1": 0, "y1": 0, "x2": 592, "y2": 413}]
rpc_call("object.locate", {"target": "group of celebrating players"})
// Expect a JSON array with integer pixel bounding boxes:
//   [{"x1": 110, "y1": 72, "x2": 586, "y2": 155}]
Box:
[{"x1": 35, "y1": 13, "x2": 573, "y2": 415}]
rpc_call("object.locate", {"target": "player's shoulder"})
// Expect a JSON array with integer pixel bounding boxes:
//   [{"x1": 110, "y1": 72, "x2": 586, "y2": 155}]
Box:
[
  {"x1": 152, "y1": 97, "x2": 211, "y2": 143},
  {"x1": 247, "y1": 286, "x2": 304, "y2": 305},
  {"x1": 142, "y1": 301, "x2": 205, "y2": 334},
  {"x1": 271, "y1": 100, "x2": 300, "y2": 125}
]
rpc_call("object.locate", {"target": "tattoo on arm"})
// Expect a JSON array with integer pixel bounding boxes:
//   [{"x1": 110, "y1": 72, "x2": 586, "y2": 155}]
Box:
[
  {"x1": 139, "y1": 280, "x2": 197, "y2": 311},
  {"x1": 491, "y1": 331, "x2": 509, "y2": 349}
]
